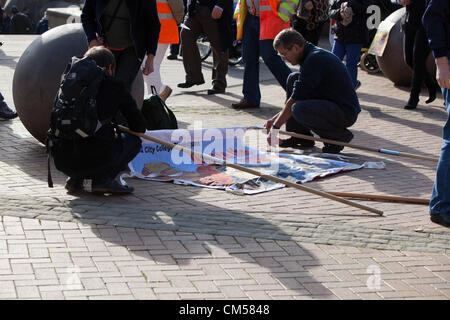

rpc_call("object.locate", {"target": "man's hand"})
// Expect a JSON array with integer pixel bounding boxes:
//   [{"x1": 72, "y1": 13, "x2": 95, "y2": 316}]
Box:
[
  {"x1": 304, "y1": 1, "x2": 314, "y2": 11},
  {"x1": 211, "y1": 6, "x2": 223, "y2": 19},
  {"x1": 264, "y1": 113, "x2": 280, "y2": 133},
  {"x1": 435, "y1": 57, "x2": 450, "y2": 89},
  {"x1": 399, "y1": 0, "x2": 410, "y2": 6},
  {"x1": 89, "y1": 39, "x2": 101, "y2": 48},
  {"x1": 142, "y1": 54, "x2": 155, "y2": 75}
]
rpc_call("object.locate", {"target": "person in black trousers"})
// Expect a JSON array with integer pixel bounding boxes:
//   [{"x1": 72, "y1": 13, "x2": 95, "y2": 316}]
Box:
[
  {"x1": 51, "y1": 46, "x2": 147, "y2": 194},
  {"x1": 401, "y1": 0, "x2": 439, "y2": 109},
  {"x1": 177, "y1": 0, "x2": 234, "y2": 94},
  {"x1": 81, "y1": 0, "x2": 161, "y2": 92}
]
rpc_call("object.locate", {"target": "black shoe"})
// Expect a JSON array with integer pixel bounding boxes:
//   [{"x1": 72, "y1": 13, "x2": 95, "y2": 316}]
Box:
[
  {"x1": 322, "y1": 144, "x2": 345, "y2": 154},
  {"x1": 425, "y1": 82, "x2": 439, "y2": 104},
  {"x1": 92, "y1": 179, "x2": 134, "y2": 194},
  {"x1": 279, "y1": 137, "x2": 315, "y2": 149},
  {"x1": 167, "y1": 54, "x2": 178, "y2": 60},
  {"x1": 430, "y1": 214, "x2": 450, "y2": 227},
  {"x1": 207, "y1": 87, "x2": 225, "y2": 95},
  {"x1": 0, "y1": 101, "x2": 18, "y2": 120},
  {"x1": 65, "y1": 177, "x2": 84, "y2": 193},
  {"x1": 404, "y1": 95, "x2": 419, "y2": 110},
  {"x1": 177, "y1": 80, "x2": 205, "y2": 88}
]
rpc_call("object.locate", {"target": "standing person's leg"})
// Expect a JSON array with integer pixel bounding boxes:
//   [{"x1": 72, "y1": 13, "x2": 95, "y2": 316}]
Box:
[
  {"x1": 403, "y1": 26, "x2": 420, "y2": 108},
  {"x1": 178, "y1": 13, "x2": 205, "y2": 86},
  {"x1": 344, "y1": 43, "x2": 363, "y2": 88},
  {"x1": 143, "y1": 43, "x2": 169, "y2": 95},
  {"x1": 241, "y1": 14, "x2": 261, "y2": 105},
  {"x1": 199, "y1": 6, "x2": 228, "y2": 92},
  {"x1": 260, "y1": 39, "x2": 292, "y2": 91},
  {"x1": 415, "y1": 26, "x2": 438, "y2": 104},
  {"x1": 331, "y1": 39, "x2": 346, "y2": 61},
  {"x1": 430, "y1": 78, "x2": 450, "y2": 226},
  {"x1": 112, "y1": 47, "x2": 142, "y2": 92}
]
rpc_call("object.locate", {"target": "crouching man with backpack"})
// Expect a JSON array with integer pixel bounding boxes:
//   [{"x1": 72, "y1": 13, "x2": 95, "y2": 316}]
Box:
[{"x1": 48, "y1": 46, "x2": 147, "y2": 194}]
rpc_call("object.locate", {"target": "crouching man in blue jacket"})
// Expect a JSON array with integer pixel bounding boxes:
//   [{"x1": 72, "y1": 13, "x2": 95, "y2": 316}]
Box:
[{"x1": 264, "y1": 29, "x2": 360, "y2": 154}]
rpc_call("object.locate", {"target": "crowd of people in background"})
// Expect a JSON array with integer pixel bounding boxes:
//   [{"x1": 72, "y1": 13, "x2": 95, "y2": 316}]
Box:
[{"x1": 0, "y1": 5, "x2": 48, "y2": 35}]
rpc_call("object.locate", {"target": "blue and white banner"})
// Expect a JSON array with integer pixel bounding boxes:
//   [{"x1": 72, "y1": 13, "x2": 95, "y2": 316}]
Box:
[{"x1": 127, "y1": 127, "x2": 364, "y2": 195}]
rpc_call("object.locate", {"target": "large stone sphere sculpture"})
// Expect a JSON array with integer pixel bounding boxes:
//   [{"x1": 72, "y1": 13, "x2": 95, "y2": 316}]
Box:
[
  {"x1": 376, "y1": 7, "x2": 435, "y2": 86},
  {"x1": 13, "y1": 23, "x2": 144, "y2": 144}
]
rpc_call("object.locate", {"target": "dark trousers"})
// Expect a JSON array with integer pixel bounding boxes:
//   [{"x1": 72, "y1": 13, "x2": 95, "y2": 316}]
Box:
[
  {"x1": 111, "y1": 46, "x2": 142, "y2": 92},
  {"x1": 180, "y1": 5, "x2": 228, "y2": 89},
  {"x1": 403, "y1": 25, "x2": 435, "y2": 98},
  {"x1": 91, "y1": 133, "x2": 142, "y2": 183},
  {"x1": 286, "y1": 72, "x2": 356, "y2": 142}
]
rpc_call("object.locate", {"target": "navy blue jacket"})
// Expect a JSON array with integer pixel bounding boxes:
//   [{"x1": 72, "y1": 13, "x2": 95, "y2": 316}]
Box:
[
  {"x1": 81, "y1": 0, "x2": 161, "y2": 59},
  {"x1": 422, "y1": 0, "x2": 450, "y2": 59},
  {"x1": 291, "y1": 43, "x2": 361, "y2": 117}
]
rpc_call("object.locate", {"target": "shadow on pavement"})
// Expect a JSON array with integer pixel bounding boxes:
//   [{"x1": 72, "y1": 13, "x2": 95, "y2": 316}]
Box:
[{"x1": 64, "y1": 189, "x2": 341, "y2": 298}]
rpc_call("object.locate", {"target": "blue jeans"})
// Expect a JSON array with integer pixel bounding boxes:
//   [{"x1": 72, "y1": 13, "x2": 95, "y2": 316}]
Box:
[
  {"x1": 242, "y1": 14, "x2": 292, "y2": 105},
  {"x1": 430, "y1": 56, "x2": 450, "y2": 221},
  {"x1": 331, "y1": 40, "x2": 363, "y2": 88}
]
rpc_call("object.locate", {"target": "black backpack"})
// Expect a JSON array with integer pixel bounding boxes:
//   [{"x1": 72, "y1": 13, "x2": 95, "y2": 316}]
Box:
[
  {"x1": 141, "y1": 86, "x2": 178, "y2": 130},
  {"x1": 49, "y1": 56, "x2": 106, "y2": 140},
  {"x1": 46, "y1": 56, "x2": 106, "y2": 188}
]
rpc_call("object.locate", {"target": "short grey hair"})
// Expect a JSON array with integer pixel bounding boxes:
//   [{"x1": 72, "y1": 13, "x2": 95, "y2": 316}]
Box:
[{"x1": 273, "y1": 29, "x2": 306, "y2": 50}]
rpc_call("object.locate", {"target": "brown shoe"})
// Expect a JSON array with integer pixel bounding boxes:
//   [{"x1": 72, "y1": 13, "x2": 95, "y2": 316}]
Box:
[
  {"x1": 231, "y1": 99, "x2": 259, "y2": 109},
  {"x1": 159, "y1": 85, "x2": 172, "y2": 101}
]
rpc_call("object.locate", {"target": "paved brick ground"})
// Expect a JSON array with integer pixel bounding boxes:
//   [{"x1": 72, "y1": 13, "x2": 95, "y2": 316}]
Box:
[{"x1": 0, "y1": 34, "x2": 449, "y2": 300}]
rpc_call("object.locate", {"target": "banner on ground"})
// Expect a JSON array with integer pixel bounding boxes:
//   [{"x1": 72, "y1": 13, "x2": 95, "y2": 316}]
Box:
[{"x1": 127, "y1": 127, "x2": 363, "y2": 195}]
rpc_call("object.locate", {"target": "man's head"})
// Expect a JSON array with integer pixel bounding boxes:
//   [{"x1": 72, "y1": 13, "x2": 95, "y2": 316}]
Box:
[
  {"x1": 84, "y1": 46, "x2": 116, "y2": 76},
  {"x1": 273, "y1": 29, "x2": 306, "y2": 66},
  {"x1": 22, "y1": 7, "x2": 30, "y2": 14}
]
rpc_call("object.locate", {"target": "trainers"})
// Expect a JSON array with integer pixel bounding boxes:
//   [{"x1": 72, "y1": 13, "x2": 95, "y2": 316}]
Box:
[
  {"x1": 65, "y1": 177, "x2": 84, "y2": 193},
  {"x1": 92, "y1": 179, "x2": 134, "y2": 194},
  {"x1": 0, "y1": 101, "x2": 18, "y2": 120}
]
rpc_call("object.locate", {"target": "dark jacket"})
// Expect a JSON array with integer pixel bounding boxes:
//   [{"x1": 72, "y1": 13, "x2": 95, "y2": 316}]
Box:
[
  {"x1": 9, "y1": 13, "x2": 33, "y2": 34},
  {"x1": 81, "y1": 0, "x2": 161, "y2": 59},
  {"x1": 187, "y1": 0, "x2": 234, "y2": 51},
  {"x1": 404, "y1": 0, "x2": 427, "y2": 29},
  {"x1": 52, "y1": 76, "x2": 147, "y2": 179},
  {"x1": 329, "y1": 0, "x2": 372, "y2": 44},
  {"x1": 422, "y1": 0, "x2": 449, "y2": 59},
  {"x1": 291, "y1": 42, "x2": 361, "y2": 117},
  {"x1": 35, "y1": 16, "x2": 48, "y2": 34}
]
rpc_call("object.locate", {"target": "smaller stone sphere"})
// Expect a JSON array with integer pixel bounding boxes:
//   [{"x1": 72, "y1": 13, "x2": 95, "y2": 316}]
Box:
[{"x1": 12, "y1": 23, "x2": 143, "y2": 144}]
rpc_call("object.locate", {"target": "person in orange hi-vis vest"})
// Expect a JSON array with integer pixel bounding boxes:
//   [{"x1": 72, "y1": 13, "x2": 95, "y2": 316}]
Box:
[
  {"x1": 231, "y1": 0, "x2": 293, "y2": 109},
  {"x1": 143, "y1": 0, "x2": 185, "y2": 101}
]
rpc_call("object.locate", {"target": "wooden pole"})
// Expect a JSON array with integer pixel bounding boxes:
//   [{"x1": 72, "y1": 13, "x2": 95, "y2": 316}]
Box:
[
  {"x1": 119, "y1": 126, "x2": 383, "y2": 216},
  {"x1": 326, "y1": 192, "x2": 429, "y2": 205},
  {"x1": 249, "y1": 126, "x2": 438, "y2": 163}
]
